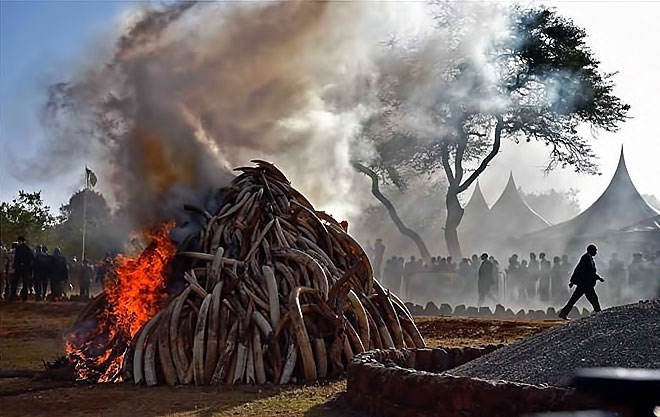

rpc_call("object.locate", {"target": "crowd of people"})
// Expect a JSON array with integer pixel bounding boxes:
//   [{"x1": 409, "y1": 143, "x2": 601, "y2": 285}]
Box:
[
  {"x1": 377, "y1": 251, "x2": 504, "y2": 305},
  {"x1": 366, "y1": 238, "x2": 660, "y2": 308},
  {"x1": 3, "y1": 233, "x2": 659, "y2": 307},
  {"x1": 0, "y1": 236, "x2": 111, "y2": 302}
]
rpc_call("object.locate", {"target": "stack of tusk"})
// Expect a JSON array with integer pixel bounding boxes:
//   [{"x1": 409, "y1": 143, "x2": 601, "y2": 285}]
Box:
[{"x1": 77, "y1": 160, "x2": 425, "y2": 386}]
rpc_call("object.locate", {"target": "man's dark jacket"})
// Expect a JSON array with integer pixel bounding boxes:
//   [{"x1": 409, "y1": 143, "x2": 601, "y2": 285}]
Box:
[
  {"x1": 570, "y1": 253, "x2": 600, "y2": 287},
  {"x1": 51, "y1": 254, "x2": 69, "y2": 282},
  {"x1": 478, "y1": 260, "x2": 494, "y2": 288},
  {"x1": 13, "y1": 243, "x2": 34, "y2": 272},
  {"x1": 34, "y1": 252, "x2": 52, "y2": 279}
]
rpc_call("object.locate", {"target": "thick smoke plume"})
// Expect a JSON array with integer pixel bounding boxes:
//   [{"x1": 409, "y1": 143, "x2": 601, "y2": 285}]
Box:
[{"x1": 36, "y1": 1, "x2": 509, "y2": 234}]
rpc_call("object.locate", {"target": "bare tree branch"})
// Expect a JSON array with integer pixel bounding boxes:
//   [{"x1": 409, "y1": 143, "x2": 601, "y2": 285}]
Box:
[{"x1": 353, "y1": 162, "x2": 432, "y2": 264}]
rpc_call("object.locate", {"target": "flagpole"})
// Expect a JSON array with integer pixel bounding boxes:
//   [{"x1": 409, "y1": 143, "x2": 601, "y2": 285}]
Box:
[{"x1": 82, "y1": 166, "x2": 88, "y2": 262}]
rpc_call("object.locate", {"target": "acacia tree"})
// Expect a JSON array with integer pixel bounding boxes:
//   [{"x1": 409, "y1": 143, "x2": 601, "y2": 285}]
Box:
[{"x1": 356, "y1": 6, "x2": 629, "y2": 258}]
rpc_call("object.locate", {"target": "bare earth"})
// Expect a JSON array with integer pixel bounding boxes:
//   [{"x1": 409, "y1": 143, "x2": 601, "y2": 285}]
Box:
[{"x1": 0, "y1": 302, "x2": 561, "y2": 417}]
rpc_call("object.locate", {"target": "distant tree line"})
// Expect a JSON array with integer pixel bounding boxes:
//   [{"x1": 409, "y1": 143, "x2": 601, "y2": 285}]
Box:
[{"x1": 0, "y1": 189, "x2": 126, "y2": 261}]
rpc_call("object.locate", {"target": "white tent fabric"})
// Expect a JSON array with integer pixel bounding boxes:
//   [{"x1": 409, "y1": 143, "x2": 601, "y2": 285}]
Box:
[
  {"x1": 527, "y1": 149, "x2": 659, "y2": 242},
  {"x1": 487, "y1": 172, "x2": 551, "y2": 238}
]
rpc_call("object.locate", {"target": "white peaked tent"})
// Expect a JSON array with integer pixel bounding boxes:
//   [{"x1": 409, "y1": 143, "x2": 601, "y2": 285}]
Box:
[
  {"x1": 459, "y1": 181, "x2": 491, "y2": 252},
  {"x1": 528, "y1": 149, "x2": 659, "y2": 242},
  {"x1": 487, "y1": 172, "x2": 551, "y2": 239},
  {"x1": 460, "y1": 181, "x2": 490, "y2": 230}
]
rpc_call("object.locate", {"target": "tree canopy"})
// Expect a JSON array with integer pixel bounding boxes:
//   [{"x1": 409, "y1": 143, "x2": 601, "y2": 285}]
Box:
[
  {"x1": 0, "y1": 191, "x2": 56, "y2": 245},
  {"x1": 355, "y1": 5, "x2": 629, "y2": 257},
  {"x1": 53, "y1": 189, "x2": 119, "y2": 260},
  {"x1": 1, "y1": 188, "x2": 121, "y2": 261}
]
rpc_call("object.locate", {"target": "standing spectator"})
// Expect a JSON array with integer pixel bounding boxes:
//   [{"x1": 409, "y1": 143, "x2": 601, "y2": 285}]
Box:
[
  {"x1": 69, "y1": 256, "x2": 81, "y2": 297},
  {"x1": 527, "y1": 252, "x2": 539, "y2": 300},
  {"x1": 395, "y1": 256, "x2": 405, "y2": 295},
  {"x1": 4, "y1": 243, "x2": 17, "y2": 299},
  {"x1": 382, "y1": 258, "x2": 391, "y2": 287},
  {"x1": 478, "y1": 253, "x2": 497, "y2": 306},
  {"x1": 628, "y1": 253, "x2": 645, "y2": 294},
  {"x1": 489, "y1": 256, "x2": 501, "y2": 297},
  {"x1": 459, "y1": 258, "x2": 472, "y2": 280},
  {"x1": 403, "y1": 256, "x2": 417, "y2": 299},
  {"x1": 13, "y1": 236, "x2": 34, "y2": 301},
  {"x1": 506, "y1": 254, "x2": 521, "y2": 302},
  {"x1": 560, "y1": 254, "x2": 572, "y2": 290},
  {"x1": 0, "y1": 242, "x2": 6, "y2": 300},
  {"x1": 96, "y1": 253, "x2": 113, "y2": 285},
  {"x1": 50, "y1": 248, "x2": 69, "y2": 301},
  {"x1": 538, "y1": 252, "x2": 552, "y2": 302},
  {"x1": 79, "y1": 259, "x2": 94, "y2": 299},
  {"x1": 438, "y1": 257, "x2": 447, "y2": 272},
  {"x1": 446, "y1": 256, "x2": 456, "y2": 272},
  {"x1": 551, "y1": 256, "x2": 567, "y2": 303},
  {"x1": 373, "y1": 238, "x2": 385, "y2": 280},
  {"x1": 33, "y1": 245, "x2": 52, "y2": 301},
  {"x1": 607, "y1": 253, "x2": 626, "y2": 304}
]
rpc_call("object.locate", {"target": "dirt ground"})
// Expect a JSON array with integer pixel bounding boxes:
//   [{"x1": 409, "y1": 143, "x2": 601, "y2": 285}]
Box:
[{"x1": 0, "y1": 302, "x2": 561, "y2": 417}]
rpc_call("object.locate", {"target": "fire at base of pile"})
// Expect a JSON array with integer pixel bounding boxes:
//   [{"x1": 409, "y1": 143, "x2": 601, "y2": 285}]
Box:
[{"x1": 69, "y1": 160, "x2": 425, "y2": 386}]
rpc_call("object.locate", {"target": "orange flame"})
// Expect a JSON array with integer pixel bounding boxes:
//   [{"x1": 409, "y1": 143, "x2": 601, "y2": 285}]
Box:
[
  {"x1": 66, "y1": 221, "x2": 176, "y2": 382},
  {"x1": 106, "y1": 220, "x2": 176, "y2": 337}
]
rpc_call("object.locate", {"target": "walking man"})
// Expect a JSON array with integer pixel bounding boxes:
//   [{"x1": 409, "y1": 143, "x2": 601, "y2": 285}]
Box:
[{"x1": 558, "y1": 244, "x2": 604, "y2": 320}]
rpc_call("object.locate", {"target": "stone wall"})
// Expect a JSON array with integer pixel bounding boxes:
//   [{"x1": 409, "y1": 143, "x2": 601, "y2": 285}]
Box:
[
  {"x1": 406, "y1": 302, "x2": 592, "y2": 320},
  {"x1": 346, "y1": 347, "x2": 604, "y2": 417}
]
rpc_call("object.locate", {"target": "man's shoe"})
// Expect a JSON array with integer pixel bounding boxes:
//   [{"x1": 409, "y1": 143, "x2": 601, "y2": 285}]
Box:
[{"x1": 558, "y1": 312, "x2": 570, "y2": 321}]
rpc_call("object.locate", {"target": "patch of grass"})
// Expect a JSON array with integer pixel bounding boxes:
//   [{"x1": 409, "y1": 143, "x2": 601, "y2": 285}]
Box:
[
  {"x1": 0, "y1": 337, "x2": 63, "y2": 369},
  {"x1": 221, "y1": 382, "x2": 346, "y2": 417},
  {"x1": 0, "y1": 302, "x2": 82, "y2": 369}
]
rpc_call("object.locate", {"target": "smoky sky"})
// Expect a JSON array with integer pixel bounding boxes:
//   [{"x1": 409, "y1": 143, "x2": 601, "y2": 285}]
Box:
[
  {"x1": 10, "y1": 0, "x2": 650, "y2": 241},
  {"x1": 11, "y1": 1, "x2": 517, "y2": 230}
]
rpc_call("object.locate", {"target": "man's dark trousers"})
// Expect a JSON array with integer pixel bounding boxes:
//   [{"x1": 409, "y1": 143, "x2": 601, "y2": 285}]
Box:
[{"x1": 560, "y1": 285, "x2": 601, "y2": 316}]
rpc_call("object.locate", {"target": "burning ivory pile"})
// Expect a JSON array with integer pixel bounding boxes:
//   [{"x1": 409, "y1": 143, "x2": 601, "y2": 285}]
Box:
[{"x1": 77, "y1": 161, "x2": 425, "y2": 386}]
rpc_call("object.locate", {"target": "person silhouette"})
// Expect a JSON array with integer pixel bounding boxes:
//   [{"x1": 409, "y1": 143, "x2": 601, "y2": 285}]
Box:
[{"x1": 558, "y1": 244, "x2": 604, "y2": 320}]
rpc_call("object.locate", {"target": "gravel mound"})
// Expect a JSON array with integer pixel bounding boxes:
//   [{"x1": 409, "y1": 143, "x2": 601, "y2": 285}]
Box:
[{"x1": 449, "y1": 301, "x2": 660, "y2": 386}]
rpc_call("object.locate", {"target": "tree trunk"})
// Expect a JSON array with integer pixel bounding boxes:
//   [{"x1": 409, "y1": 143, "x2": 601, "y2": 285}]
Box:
[
  {"x1": 353, "y1": 163, "x2": 432, "y2": 265},
  {"x1": 445, "y1": 187, "x2": 464, "y2": 260}
]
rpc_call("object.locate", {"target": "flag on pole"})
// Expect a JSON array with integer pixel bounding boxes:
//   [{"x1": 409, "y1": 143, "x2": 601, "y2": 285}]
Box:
[{"x1": 85, "y1": 166, "x2": 98, "y2": 189}]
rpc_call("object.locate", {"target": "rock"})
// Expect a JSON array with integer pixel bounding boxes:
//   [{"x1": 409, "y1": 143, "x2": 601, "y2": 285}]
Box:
[
  {"x1": 494, "y1": 304, "x2": 506, "y2": 317},
  {"x1": 478, "y1": 307, "x2": 493, "y2": 317},
  {"x1": 425, "y1": 302, "x2": 440, "y2": 316},
  {"x1": 516, "y1": 309, "x2": 527, "y2": 318},
  {"x1": 439, "y1": 303, "x2": 453, "y2": 316},
  {"x1": 454, "y1": 304, "x2": 466, "y2": 316},
  {"x1": 466, "y1": 306, "x2": 479, "y2": 316},
  {"x1": 408, "y1": 303, "x2": 425, "y2": 316}
]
